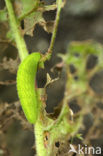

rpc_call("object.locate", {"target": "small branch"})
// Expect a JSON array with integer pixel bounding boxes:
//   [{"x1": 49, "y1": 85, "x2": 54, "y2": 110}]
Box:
[
  {"x1": 41, "y1": 0, "x2": 63, "y2": 62},
  {"x1": 5, "y1": 0, "x2": 28, "y2": 61},
  {"x1": 48, "y1": 0, "x2": 62, "y2": 53}
]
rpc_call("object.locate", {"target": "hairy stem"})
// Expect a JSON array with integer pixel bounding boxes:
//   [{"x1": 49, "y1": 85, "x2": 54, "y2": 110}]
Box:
[
  {"x1": 5, "y1": 0, "x2": 28, "y2": 61},
  {"x1": 34, "y1": 119, "x2": 47, "y2": 156},
  {"x1": 34, "y1": 90, "x2": 48, "y2": 156}
]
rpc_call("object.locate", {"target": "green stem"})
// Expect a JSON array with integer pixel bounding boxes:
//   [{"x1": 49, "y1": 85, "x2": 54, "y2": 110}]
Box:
[
  {"x1": 34, "y1": 118, "x2": 47, "y2": 156},
  {"x1": 5, "y1": 1, "x2": 47, "y2": 156},
  {"x1": 5, "y1": 0, "x2": 28, "y2": 61},
  {"x1": 48, "y1": 0, "x2": 62, "y2": 54},
  {"x1": 34, "y1": 90, "x2": 48, "y2": 156},
  {"x1": 41, "y1": 0, "x2": 63, "y2": 62}
]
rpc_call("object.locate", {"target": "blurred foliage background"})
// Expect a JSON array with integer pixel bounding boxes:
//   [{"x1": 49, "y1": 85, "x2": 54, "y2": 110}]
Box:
[{"x1": 0, "y1": 0, "x2": 103, "y2": 156}]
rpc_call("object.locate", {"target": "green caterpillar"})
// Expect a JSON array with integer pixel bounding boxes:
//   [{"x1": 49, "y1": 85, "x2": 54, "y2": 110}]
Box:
[{"x1": 17, "y1": 52, "x2": 41, "y2": 124}]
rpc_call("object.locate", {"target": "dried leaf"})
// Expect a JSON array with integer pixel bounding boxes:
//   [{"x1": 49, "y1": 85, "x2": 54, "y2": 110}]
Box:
[
  {"x1": 13, "y1": 0, "x2": 22, "y2": 16},
  {"x1": 12, "y1": 1, "x2": 66, "y2": 36},
  {"x1": 40, "y1": 21, "x2": 54, "y2": 33},
  {"x1": 38, "y1": 4, "x2": 57, "y2": 12},
  {"x1": 0, "y1": 57, "x2": 20, "y2": 74},
  {"x1": 24, "y1": 11, "x2": 45, "y2": 36}
]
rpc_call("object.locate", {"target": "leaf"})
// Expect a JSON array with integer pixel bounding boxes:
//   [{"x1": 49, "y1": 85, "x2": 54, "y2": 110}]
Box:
[
  {"x1": 5, "y1": 0, "x2": 64, "y2": 36},
  {"x1": 0, "y1": 57, "x2": 19, "y2": 74},
  {"x1": 21, "y1": 0, "x2": 38, "y2": 16},
  {"x1": 24, "y1": 11, "x2": 45, "y2": 36},
  {"x1": 15, "y1": 1, "x2": 57, "y2": 35},
  {"x1": 40, "y1": 21, "x2": 54, "y2": 33},
  {"x1": 13, "y1": 0, "x2": 22, "y2": 17},
  {"x1": 13, "y1": 1, "x2": 63, "y2": 36},
  {"x1": 42, "y1": 4, "x2": 57, "y2": 11}
]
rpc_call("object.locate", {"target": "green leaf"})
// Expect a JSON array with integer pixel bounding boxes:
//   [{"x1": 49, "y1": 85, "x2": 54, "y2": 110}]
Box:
[{"x1": 21, "y1": 0, "x2": 38, "y2": 15}]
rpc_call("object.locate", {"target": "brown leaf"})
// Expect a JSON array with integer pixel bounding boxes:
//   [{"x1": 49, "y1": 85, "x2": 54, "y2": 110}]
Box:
[
  {"x1": 24, "y1": 11, "x2": 45, "y2": 36},
  {"x1": 0, "y1": 57, "x2": 20, "y2": 74},
  {"x1": 40, "y1": 21, "x2": 54, "y2": 33},
  {"x1": 13, "y1": 1, "x2": 22, "y2": 17}
]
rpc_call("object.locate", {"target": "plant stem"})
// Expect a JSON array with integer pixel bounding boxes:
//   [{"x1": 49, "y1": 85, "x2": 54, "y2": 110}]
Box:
[
  {"x1": 34, "y1": 118, "x2": 47, "y2": 156},
  {"x1": 34, "y1": 90, "x2": 48, "y2": 156},
  {"x1": 5, "y1": 1, "x2": 48, "y2": 156},
  {"x1": 48, "y1": 0, "x2": 62, "y2": 54},
  {"x1": 41, "y1": 0, "x2": 63, "y2": 62},
  {"x1": 5, "y1": 0, "x2": 28, "y2": 61}
]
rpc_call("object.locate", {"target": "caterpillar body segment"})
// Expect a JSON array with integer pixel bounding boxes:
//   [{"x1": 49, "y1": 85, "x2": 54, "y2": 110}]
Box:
[{"x1": 17, "y1": 52, "x2": 41, "y2": 124}]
